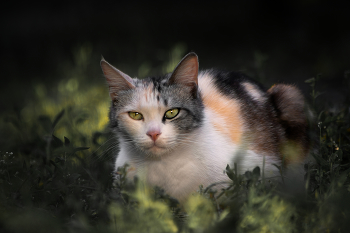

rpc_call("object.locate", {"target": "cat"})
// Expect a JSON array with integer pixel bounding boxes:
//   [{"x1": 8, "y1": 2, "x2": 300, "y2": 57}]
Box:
[{"x1": 100, "y1": 52, "x2": 309, "y2": 203}]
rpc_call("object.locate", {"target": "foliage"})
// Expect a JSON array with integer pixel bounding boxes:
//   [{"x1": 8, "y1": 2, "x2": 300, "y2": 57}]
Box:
[{"x1": 1, "y1": 46, "x2": 350, "y2": 232}]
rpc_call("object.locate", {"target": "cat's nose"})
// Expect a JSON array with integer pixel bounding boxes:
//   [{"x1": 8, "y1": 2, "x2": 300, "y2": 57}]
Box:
[{"x1": 146, "y1": 130, "x2": 161, "y2": 141}]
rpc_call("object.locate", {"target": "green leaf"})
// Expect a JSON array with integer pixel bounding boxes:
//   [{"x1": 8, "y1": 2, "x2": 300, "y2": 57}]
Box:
[
  {"x1": 52, "y1": 135, "x2": 63, "y2": 148},
  {"x1": 336, "y1": 149, "x2": 343, "y2": 160},
  {"x1": 52, "y1": 109, "x2": 65, "y2": 129},
  {"x1": 272, "y1": 163, "x2": 281, "y2": 171},
  {"x1": 70, "y1": 173, "x2": 81, "y2": 180},
  {"x1": 64, "y1": 136, "x2": 70, "y2": 146},
  {"x1": 244, "y1": 171, "x2": 253, "y2": 180},
  {"x1": 225, "y1": 164, "x2": 235, "y2": 181},
  {"x1": 4, "y1": 116, "x2": 21, "y2": 131},
  {"x1": 304, "y1": 77, "x2": 315, "y2": 83},
  {"x1": 73, "y1": 147, "x2": 90, "y2": 153},
  {"x1": 38, "y1": 115, "x2": 52, "y2": 133},
  {"x1": 311, "y1": 153, "x2": 329, "y2": 167},
  {"x1": 318, "y1": 111, "x2": 324, "y2": 121},
  {"x1": 50, "y1": 159, "x2": 58, "y2": 168},
  {"x1": 253, "y1": 166, "x2": 261, "y2": 177},
  {"x1": 92, "y1": 132, "x2": 103, "y2": 145},
  {"x1": 75, "y1": 117, "x2": 87, "y2": 125},
  {"x1": 314, "y1": 91, "x2": 324, "y2": 99}
]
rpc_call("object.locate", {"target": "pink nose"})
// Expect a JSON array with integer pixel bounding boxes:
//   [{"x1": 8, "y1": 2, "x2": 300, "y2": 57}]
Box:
[{"x1": 147, "y1": 130, "x2": 161, "y2": 141}]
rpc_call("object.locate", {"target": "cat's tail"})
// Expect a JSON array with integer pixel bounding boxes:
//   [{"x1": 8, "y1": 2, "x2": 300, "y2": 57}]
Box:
[{"x1": 267, "y1": 84, "x2": 310, "y2": 159}]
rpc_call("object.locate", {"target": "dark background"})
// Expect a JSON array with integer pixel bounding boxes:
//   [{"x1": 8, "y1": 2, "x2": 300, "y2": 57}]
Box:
[
  {"x1": 1, "y1": 0, "x2": 350, "y2": 112},
  {"x1": 1, "y1": 3, "x2": 350, "y2": 231}
]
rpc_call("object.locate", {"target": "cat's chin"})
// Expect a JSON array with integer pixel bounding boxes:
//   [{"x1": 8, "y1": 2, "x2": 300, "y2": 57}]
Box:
[{"x1": 143, "y1": 145, "x2": 168, "y2": 157}]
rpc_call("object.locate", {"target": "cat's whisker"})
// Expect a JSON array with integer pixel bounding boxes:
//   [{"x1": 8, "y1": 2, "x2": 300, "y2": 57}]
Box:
[
  {"x1": 91, "y1": 136, "x2": 119, "y2": 158},
  {"x1": 89, "y1": 137, "x2": 115, "y2": 158},
  {"x1": 91, "y1": 145, "x2": 118, "y2": 163}
]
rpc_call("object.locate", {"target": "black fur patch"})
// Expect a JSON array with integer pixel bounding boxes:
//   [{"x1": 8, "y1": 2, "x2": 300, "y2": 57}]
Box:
[{"x1": 212, "y1": 70, "x2": 284, "y2": 155}]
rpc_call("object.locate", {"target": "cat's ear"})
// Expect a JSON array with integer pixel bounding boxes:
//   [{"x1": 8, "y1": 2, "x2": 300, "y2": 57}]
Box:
[
  {"x1": 169, "y1": 52, "x2": 199, "y2": 97},
  {"x1": 100, "y1": 56, "x2": 135, "y2": 100}
]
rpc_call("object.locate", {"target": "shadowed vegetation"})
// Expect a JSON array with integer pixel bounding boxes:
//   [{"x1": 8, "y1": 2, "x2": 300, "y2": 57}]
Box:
[{"x1": 1, "y1": 45, "x2": 350, "y2": 233}]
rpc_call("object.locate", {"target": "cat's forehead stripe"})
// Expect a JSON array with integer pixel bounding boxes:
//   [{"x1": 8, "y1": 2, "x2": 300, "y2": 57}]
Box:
[
  {"x1": 144, "y1": 83, "x2": 157, "y2": 102},
  {"x1": 134, "y1": 82, "x2": 169, "y2": 111},
  {"x1": 133, "y1": 78, "x2": 173, "y2": 108}
]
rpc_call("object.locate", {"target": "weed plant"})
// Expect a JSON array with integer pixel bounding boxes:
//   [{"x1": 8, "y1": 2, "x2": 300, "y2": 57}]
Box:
[{"x1": 0, "y1": 47, "x2": 349, "y2": 232}]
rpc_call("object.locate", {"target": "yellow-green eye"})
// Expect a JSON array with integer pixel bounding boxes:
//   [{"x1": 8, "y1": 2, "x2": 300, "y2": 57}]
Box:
[
  {"x1": 128, "y1": 111, "x2": 143, "y2": 120},
  {"x1": 164, "y1": 108, "x2": 179, "y2": 119}
]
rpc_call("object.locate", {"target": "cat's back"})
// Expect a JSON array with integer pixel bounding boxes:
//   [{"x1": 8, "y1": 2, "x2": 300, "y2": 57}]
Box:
[
  {"x1": 198, "y1": 69, "x2": 272, "y2": 145},
  {"x1": 198, "y1": 69, "x2": 309, "y2": 164},
  {"x1": 198, "y1": 70, "x2": 248, "y2": 144}
]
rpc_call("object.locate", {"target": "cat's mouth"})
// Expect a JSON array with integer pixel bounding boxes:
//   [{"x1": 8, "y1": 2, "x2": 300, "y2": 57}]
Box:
[
  {"x1": 144, "y1": 143, "x2": 167, "y2": 155},
  {"x1": 146, "y1": 144, "x2": 164, "y2": 150}
]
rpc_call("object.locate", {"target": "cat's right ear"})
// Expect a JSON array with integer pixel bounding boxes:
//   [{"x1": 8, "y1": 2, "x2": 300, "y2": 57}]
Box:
[
  {"x1": 100, "y1": 56, "x2": 135, "y2": 101},
  {"x1": 169, "y1": 52, "x2": 199, "y2": 98}
]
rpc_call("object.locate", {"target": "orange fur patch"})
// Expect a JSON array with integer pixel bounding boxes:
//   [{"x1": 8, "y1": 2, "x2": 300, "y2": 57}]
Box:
[{"x1": 199, "y1": 75, "x2": 242, "y2": 144}]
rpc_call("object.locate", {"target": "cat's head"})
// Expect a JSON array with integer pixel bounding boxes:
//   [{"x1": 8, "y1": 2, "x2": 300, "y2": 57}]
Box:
[{"x1": 101, "y1": 53, "x2": 204, "y2": 157}]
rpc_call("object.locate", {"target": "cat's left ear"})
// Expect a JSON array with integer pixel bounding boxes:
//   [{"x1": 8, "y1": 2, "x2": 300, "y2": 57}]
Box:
[{"x1": 169, "y1": 52, "x2": 199, "y2": 98}]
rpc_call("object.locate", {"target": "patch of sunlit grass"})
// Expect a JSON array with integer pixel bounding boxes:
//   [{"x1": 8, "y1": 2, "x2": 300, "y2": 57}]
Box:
[
  {"x1": 20, "y1": 81, "x2": 110, "y2": 148},
  {"x1": 1, "y1": 45, "x2": 350, "y2": 233}
]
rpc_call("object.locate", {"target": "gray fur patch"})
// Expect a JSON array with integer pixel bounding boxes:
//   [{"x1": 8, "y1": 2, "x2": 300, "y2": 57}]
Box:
[{"x1": 109, "y1": 75, "x2": 204, "y2": 135}]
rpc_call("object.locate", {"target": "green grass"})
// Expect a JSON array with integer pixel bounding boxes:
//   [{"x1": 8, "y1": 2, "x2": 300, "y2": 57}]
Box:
[{"x1": 1, "y1": 46, "x2": 350, "y2": 232}]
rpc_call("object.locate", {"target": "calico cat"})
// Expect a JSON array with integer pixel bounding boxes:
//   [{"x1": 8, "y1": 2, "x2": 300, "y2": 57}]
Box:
[{"x1": 100, "y1": 52, "x2": 309, "y2": 203}]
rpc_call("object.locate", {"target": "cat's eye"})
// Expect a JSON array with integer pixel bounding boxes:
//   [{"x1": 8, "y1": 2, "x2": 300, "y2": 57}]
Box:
[
  {"x1": 128, "y1": 111, "x2": 143, "y2": 120},
  {"x1": 164, "y1": 108, "x2": 180, "y2": 119}
]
